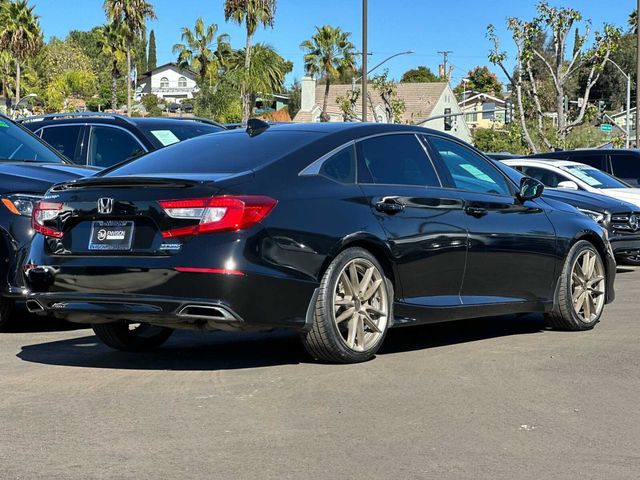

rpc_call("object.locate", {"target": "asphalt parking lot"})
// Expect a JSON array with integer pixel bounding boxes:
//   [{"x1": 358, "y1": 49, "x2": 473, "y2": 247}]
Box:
[{"x1": 1, "y1": 268, "x2": 639, "y2": 480}]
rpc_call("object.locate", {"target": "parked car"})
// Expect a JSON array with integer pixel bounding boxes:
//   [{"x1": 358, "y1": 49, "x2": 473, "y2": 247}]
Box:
[
  {"x1": 21, "y1": 122, "x2": 615, "y2": 363},
  {"x1": 484, "y1": 152, "x2": 523, "y2": 161},
  {"x1": 494, "y1": 160, "x2": 640, "y2": 266},
  {"x1": 19, "y1": 113, "x2": 225, "y2": 168},
  {"x1": 0, "y1": 114, "x2": 97, "y2": 328},
  {"x1": 529, "y1": 149, "x2": 640, "y2": 187},
  {"x1": 502, "y1": 158, "x2": 640, "y2": 208}
]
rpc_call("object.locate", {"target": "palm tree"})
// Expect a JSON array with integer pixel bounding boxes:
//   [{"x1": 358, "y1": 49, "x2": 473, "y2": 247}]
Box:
[
  {"x1": 0, "y1": 0, "x2": 42, "y2": 105},
  {"x1": 300, "y1": 25, "x2": 356, "y2": 122},
  {"x1": 232, "y1": 43, "x2": 292, "y2": 105},
  {"x1": 172, "y1": 18, "x2": 231, "y2": 81},
  {"x1": 103, "y1": 0, "x2": 156, "y2": 115},
  {"x1": 97, "y1": 22, "x2": 127, "y2": 110},
  {"x1": 224, "y1": 0, "x2": 277, "y2": 122}
]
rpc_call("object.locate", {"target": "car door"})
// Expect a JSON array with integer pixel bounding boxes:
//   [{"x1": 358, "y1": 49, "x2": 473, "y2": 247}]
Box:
[
  {"x1": 356, "y1": 133, "x2": 468, "y2": 312},
  {"x1": 87, "y1": 125, "x2": 147, "y2": 168},
  {"x1": 426, "y1": 135, "x2": 557, "y2": 305},
  {"x1": 37, "y1": 125, "x2": 86, "y2": 163}
]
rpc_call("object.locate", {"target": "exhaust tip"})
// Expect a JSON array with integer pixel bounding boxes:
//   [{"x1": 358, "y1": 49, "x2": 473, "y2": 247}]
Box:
[
  {"x1": 26, "y1": 299, "x2": 45, "y2": 314},
  {"x1": 177, "y1": 305, "x2": 236, "y2": 321}
]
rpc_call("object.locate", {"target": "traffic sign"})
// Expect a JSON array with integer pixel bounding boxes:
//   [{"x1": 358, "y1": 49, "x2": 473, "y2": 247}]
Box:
[{"x1": 600, "y1": 123, "x2": 613, "y2": 133}]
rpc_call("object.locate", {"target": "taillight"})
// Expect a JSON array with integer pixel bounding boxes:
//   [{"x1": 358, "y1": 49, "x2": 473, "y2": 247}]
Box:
[
  {"x1": 159, "y1": 195, "x2": 277, "y2": 238},
  {"x1": 32, "y1": 201, "x2": 64, "y2": 238}
]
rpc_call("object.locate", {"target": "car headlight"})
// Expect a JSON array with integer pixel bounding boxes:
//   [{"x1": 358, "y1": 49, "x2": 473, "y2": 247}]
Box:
[
  {"x1": 577, "y1": 208, "x2": 609, "y2": 225},
  {"x1": 1, "y1": 194, "x2": 42, "y2": 217}
]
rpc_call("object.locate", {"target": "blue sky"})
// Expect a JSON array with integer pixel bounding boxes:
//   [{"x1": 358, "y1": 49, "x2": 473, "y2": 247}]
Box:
[{"x1": 34, "y1": 0, "x2": 635, "y2": 87}]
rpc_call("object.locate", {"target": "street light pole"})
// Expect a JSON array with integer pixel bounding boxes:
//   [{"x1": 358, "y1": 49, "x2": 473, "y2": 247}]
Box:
[
  {"x1": 362, "y1": 0, "x2": 368, "y2": 122},
  {"x1": 607, "y1": 58, "x2": 631, "y2": 148}
]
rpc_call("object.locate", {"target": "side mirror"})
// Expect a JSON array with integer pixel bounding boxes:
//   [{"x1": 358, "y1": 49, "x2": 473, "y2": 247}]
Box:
[
  {"x1": 518, "y1": 176, "x2": 544, "y2": 201},
  {"x1": 557, "y1": 180, "x2": 579, "y2": 190}
]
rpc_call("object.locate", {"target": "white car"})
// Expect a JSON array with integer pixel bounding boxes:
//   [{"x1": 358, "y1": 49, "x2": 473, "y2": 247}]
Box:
[{"x1": 502, "y1": 158, "x2": 640, "y2": 208}]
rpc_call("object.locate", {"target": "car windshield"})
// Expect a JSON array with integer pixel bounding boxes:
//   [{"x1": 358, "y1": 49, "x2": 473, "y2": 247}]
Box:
[
  {"x1": 0, "y1": 118, "x2": 64, "y2": 163},
  {"x1": 564, "y1": 165, "x2": 628, "y2": 189},
  {"x1": 137, "y1": 122, "x2": 224, "y2": 148}
]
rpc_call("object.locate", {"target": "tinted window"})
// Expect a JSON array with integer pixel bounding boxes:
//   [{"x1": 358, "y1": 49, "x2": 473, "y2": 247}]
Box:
[
  {"x1": 610, "y1": 153, "x2": 640, "y2": 186},
  {"x1": 138, "y1": 122, "x2": 224, "y2": 148},
  {"x1": 521, "y1": 166, "x2": 568, "y2": 188},
  {"x1": 320, "y1": 145, "x2": 355, "y2": 183},
  {"x1": 40, "y1": 125, "x2": 82, "y2": 161},
  {"x1": 88, "y1": 126, "x2": 146, "y2": 168},
  {"x1": 565, "y1": 153, "x2": 605, "y2": 169},
  {"x1": 429, "y1": 136, "x2": 512, "y2": 195},
  {"x1": 106, "y1": 130, "x2": 320, "y2": 176},
  {"x1": 357, "y1": 134, "x2": 439, "y2": 186},
  {"x1": 0, "y1": 121, "x2": 64, "y2": 163}
]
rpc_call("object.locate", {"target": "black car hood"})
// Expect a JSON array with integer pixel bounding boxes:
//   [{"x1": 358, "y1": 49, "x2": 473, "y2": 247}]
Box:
[
  {"x1": 543, "y1": 188, "x2": 637, "y2": 213},
  {"x1": 0, "y1": 162, "x2": 98, "y2": 195}
]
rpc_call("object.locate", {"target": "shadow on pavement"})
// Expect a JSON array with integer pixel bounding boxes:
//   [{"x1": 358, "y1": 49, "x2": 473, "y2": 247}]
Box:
[
  {"x1": 2, "y1": 312, "x2": 87, "y2": 334},
  {"x1": 16, "y1": 313, "x2": 548, "y2": 371}
]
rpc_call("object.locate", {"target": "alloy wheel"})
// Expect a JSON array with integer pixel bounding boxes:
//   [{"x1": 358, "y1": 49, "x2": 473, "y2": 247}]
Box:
[
  {"x1": 570, "y1": 249, "x2": 605, "y2": 323},
  {"x1": 332, "y1": 258, "x2": 389, "y2": 352}
]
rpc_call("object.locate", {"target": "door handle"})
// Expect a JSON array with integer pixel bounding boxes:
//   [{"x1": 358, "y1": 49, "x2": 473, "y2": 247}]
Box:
[
  {"x1": 464, "y1": 206, "x2": 488, "y2": 217},
  {"x1": 375, "y1": 199, "x2": 405, "y2": 214}
]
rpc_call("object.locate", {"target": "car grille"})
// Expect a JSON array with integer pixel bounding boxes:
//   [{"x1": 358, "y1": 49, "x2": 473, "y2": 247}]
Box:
[{"x1": 611, "y1": 212, "x2": 640, "y2": 233}]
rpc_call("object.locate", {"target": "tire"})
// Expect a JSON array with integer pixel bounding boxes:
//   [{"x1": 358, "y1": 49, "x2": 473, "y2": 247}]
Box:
[
  {"x1": 92, "y1": 322, "x2": 173, "y2": 352},
  {"x1": 301, "y1": 247, "x2": 393, "y2": 363},
  {"x1": 0, "y1": 298, "x2": 14, "y2": 331},
  {"x1": 618, "y1": 255, "x2": 640, "y2": 267},
  {"x1": 545, "y1": 240, "x2": 606, "y2": 331}
]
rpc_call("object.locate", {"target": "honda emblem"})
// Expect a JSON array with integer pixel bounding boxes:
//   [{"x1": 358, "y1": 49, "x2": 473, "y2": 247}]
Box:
[{"x1": 97, "y1": 198, "x2": 114, "y2": 215}]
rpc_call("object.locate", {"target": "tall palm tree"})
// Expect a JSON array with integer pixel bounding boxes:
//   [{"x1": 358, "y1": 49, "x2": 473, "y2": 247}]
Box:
[
  {"x1": 232, "y1": 43, "x2": 292, "y2": 104},
  {"x1": 224, "y1": 0, "x2": 276, "y2": 122},
  {"x1": 172, "y1": 18, "x2": 231, "y2": 81},
  {"x1": 103, "y1": 0, "x2": 156, "y2": 115},
  {"x1": 0, "y1": 0, "x2": 42, "y2": 104},
  {"x1": 97, "y1": 22, "x2": 127, "y2": 110},
  {"x1": 300, "y1": 25, "x2": 356, "y2": 122}
]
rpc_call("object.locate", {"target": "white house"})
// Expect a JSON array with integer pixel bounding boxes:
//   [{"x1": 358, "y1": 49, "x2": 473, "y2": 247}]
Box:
[
  {"x1": 136, "y1": 63, "x2": 198, "y2": 103},
  {"x1": 293, "y1": 77, "x2": 472, "y2": 143}
]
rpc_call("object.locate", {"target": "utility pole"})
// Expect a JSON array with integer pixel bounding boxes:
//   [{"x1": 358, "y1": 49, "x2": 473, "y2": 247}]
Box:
[
  {"x1": 627, "y1": 0, "x2": 640, "y2": 148},
  {"x1": 438, "y1": 50, "x2": 453, "y2": 81},
  {"x1": 362, "y1": 0, "x2": 368, "y2": 122}
]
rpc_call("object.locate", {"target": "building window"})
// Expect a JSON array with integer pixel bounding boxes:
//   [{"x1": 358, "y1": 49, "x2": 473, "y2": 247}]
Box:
[
  {"x1": 178, "y1": 76, "x2": 187, "y2": 88},
  {"x1": 465, "y1": 112, "x2": 478, "y2": 123},
  {"x1": 160, "y1": 77, "x2": 169, "y2": 89},
  {"x1": 482, "y1": 102, "x2": 496, "y2": 120}
]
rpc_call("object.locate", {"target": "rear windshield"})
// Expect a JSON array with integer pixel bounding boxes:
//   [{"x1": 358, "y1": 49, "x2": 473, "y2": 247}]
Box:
[
  {"x1": 564, "y1": 165, "x2": 628, "y2": 189},
  {"x1": 0, "y1": 119, "x2": 65, "y2": 163},
  {"x1": 137, "y1": 122, "x2": 224, "y2": 148},
  {"x1": 105, "y1": 130, "x2": 319, "y2": 176}
]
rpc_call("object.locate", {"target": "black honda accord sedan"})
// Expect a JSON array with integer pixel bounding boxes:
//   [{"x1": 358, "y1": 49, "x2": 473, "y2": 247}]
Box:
[{"x1": 20, "y1": 122, "x2": 616, "y2": 363}]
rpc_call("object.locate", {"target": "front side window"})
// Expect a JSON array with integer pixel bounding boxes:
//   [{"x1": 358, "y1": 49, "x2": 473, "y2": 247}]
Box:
[
  {"x1": 357, "y1": 134, "x2": 440, "y2": 187},
  {"x1": 0, "y1": 121, "x2": 64, "y2": 163},
  {"x1": 178, "y1": 76, "x2": 187, "y2": 88},
  {"x1": 428, "y1": 136, "x2": 512, "y2": 195},
  {"x1": 39, "y1": 126, "x2": 83, "y2": 161},
  {"x1": 521, "y1": 166, "x2": 566, "y2": 188},
  {"x1": 160, "y1": 77, "x2": 169, "y2": 89},
  {"x1": 88, "y1": 126, "x2": 145, "y2": 168}
]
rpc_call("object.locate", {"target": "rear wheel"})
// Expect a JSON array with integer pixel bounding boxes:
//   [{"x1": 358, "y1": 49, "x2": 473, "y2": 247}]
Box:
[
  {"x1": 92, "y1": 322, "x2": 173, "y2": 352},
  {"x1": 546, "y1": 240, "x2": 606, "y2": 331},
  {"x1": 301, "y1": 247, "x2": 392, "y2": 363}
]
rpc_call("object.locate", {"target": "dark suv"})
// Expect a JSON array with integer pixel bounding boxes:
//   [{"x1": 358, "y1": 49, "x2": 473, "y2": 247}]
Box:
[
  {"x1": 529, "y1": 149, "x2": 640, "y2": 187},
  {"x1": 0, "y1": 114, "x2": 97, "y2": 327},
  {"x1": 19, "y1": 113, "x2": 225, "y2": 168}
]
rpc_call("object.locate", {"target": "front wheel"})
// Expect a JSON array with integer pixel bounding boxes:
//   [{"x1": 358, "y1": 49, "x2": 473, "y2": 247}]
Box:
[
  {"x1": 301, "y1": 247, "x2": 393, "y2": 363},
  {"x1": 546, "y1": 240, "x2": 606, "y2": 331},
  {"x1": 92, "y1": 322, "x2": 173, "y2": 352}
]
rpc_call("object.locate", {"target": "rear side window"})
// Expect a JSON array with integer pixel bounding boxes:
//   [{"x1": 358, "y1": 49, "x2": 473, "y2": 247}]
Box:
[
  {"x1": 88, "y1": 126, "x2": 146, "y2": 168},
  {"x1": 610, "y1": 153, "x2": 640, "y2": 186},
  {"x1": 565, "y1": 153, "x2": 605, "y2": 169},
  {"x1": 40, "y1": 126, "x2": 83, "y2": 161},
  {"x1": 319, "y1": 145, "x2": 355, "y2": 183},
  {"x1": 138, "y1": 123, "x2": 224, "y2": 148},
  {"x1": 357, "y1": 134, "x2": 440, "y2": 186}
]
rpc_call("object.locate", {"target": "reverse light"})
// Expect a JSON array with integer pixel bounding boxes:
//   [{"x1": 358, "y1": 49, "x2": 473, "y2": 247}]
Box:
[
  {"x1": 159, "y1": 195, "x2": 277, "y2": 238},
  {"x1": 32, "y1": 201, "x2": 64, "y2": 238}
]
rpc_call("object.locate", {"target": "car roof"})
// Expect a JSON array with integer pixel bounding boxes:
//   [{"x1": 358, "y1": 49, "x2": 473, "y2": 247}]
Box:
[
  {"x1": 17, "y1": 113, "x2": 224, "y2": 130},
  {"x1": 531, "y1": 148, "x2": 640, "y2": 156},
  {"x1": 503, "y1": 158, "x2": 591, "y2": 168}
]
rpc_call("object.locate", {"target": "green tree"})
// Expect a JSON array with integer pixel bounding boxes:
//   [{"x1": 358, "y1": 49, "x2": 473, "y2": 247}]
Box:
[
  {"x1": 472, "y1": 124, "x2": 529, "y2": 154},
  {"x1": 454, "y1": 66, "x2": 503, "y2": 97},
  {"x1": 224, "y1": 0, "x2": 277, "y2": 123},
  {"x1": 371, "y1": 69, "x2": 406, "y2": 123},
  {"x1": 233, "y1": 43, "x2": 292, "y2": 105},
  {"x1": 193, "y1": 77, "x2": 242, "y2": 123},
  {"x1": 135, "y1": 31, "x2": 148, "y2": 74},
  {"x1": 300, "y1": 25, "x2": 356, "y2": 122},
  {"x1": 0, "y1": 0, "x2": 42, "y2": 104},
  {"x1": 35, "y1": 38, "x2": 94, "y2": 88},
  {"x1": 103, "y1": 0, "x2": 156, "y2": 115},
  {"x1": 173, "y1": 18, "x2": 231, "y2": 79},
  {"x1": 44, "y1": 69, "x2": 97, "y2": 112},
  {"x1": 148, "y1": 29, "x2": 157, "y2": 70},
  {"x1": 400, "y1": 66, "x2": 438, "y2": 83},
  {"x1": 97, "y1": 22, "x2": 127, "y2": 110}
]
